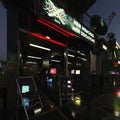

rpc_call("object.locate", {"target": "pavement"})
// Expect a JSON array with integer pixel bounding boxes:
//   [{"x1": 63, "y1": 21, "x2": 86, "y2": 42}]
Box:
[{"x1": 16, "y1": 93, "x2": 120, "y2": 120}]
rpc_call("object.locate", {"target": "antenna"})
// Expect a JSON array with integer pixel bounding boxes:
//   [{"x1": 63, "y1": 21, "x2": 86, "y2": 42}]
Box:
[{"x1": 105, "y1": 11, "x2": 116, "y2": 27}]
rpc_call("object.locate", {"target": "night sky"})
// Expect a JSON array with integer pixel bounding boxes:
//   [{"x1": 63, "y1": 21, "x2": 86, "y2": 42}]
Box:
[
  {"x1": 86, "y1": 0, "x2": 120, "y2": 43},
  {"x1": 0, "y1": 2, "x2": 7, "y2": 62}
]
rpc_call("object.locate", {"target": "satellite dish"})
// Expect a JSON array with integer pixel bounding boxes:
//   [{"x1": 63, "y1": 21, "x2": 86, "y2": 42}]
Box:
[{"x1": 90, "y1": 15, "x2": 108, "y2": 35}]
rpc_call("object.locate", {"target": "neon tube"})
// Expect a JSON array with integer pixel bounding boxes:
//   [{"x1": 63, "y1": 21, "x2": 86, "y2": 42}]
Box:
[
  {"x1": 37, "y1": 19, "x2": 69, "y2": 37},
  {"x1": 29, "y1": 43, "x2": 51, "y2": 51},
  {"x1": 40, "y1": 17, "x2": 75, "y2": 36},
  {"x1": 37, "y1": 18, "x2": 75, "y2": 37},
  {"x1": 30, "y1": 32, "x2": 66, "y2": 47},
  {"x1": 28, "y1": 55, "x2": 42, "y2": 60}
]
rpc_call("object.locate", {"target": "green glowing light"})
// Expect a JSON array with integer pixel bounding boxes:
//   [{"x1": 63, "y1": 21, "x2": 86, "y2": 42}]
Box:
[{"x1": 100, "y1": 19, "x2": 104, "y2": 27}]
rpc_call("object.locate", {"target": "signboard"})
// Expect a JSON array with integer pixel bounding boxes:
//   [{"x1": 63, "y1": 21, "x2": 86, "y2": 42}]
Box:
[{"x1": 37, "y1": 0, "x2": 95, "y2": 43}]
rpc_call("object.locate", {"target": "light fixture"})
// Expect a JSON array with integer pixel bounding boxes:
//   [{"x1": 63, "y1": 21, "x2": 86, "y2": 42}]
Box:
[
  {"x1": 29, "y1": 43, "x2": 51, "y2": 51},
  {"x1": 46, "y1": 36, "x2": 50, "y2": 39},
  {"x1": 68, "y1": 62, "x2": 72, "y2": 64},
  {"x1": 51, "y1": 55, "x2": 54, "y2": 58},
  {"x1": 115, "y1": 45, "x2": 119, "y2": 49},
  {"x1": 78, "y1": 56, "x2": 87, "y2": 61},
  {"x1": 102, "y1": 44, "x2": 107, "y2": 50},
  {"x1": 26, "y1": 61, "x2": 37, "y2": 64},
  {"x1": 67, "y1": 80, "x2": 71, "y2": 84},
  {"x1": 116, "y1": 41, "x2": 120, "y2": 48},
  {"x1": 77, "y1": 51, "x2": 85, "y2": 56},
  {"x1": 68, "y1": 54, "x2": 75, "y2": 57},
  {"x1": 81, "y1": 58, "x2": 87, "y2": 61},
  {"x1": 74, "y1": 96, "x2": 81, "y2": 106},
  {"x1": 34, "y1": 108, "x2": 42, "y2": 114},
  {"x1": 51, "y1": 59, "x2": 61, "y2": 62},
  {"x1": 19, "y1": 53, "x2": 22, "y2": 58},
  {"x1": 27, "y1": 55, "x2": 42, "y2": 60},
  {"x1": 79, "y1": 53, "x2": 85, "y2": 56}
]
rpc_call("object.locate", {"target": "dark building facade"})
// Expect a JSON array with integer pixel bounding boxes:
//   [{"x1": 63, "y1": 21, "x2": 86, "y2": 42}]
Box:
[{"x1": 3, "y1": 1, "x2": 119, "y2": 120}]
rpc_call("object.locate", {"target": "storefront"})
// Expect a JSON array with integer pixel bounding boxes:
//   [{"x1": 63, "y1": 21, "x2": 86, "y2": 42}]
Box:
[
  {"x1": 1, "y1": 0, "x2": 97, "y2": 119},
  {"x1": 17, "y1": 0, "x2": 96, "y2": 106}
]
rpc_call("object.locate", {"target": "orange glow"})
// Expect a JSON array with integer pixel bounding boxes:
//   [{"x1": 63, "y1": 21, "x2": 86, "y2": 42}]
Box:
[{"x1": 30, "y1": 32, "x2": 66, "y2": 47}]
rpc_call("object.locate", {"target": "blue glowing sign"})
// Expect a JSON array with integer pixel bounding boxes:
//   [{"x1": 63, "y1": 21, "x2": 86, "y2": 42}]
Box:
[{"x1": 22, "y1": 97, "x2": 30, "y2": 107}]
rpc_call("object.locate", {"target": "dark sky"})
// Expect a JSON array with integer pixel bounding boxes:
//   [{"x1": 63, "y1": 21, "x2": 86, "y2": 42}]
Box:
[
  {"x1": 0, "y1": 2, "x2": 7, "y2": 62},
  {"x1": 86, "y1": 0, "x2": 120, "y2": 43}
]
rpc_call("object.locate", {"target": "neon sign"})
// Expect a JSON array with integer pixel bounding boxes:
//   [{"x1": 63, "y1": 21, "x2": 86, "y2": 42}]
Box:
[
  {"x1": 40, "y1": 0, "x2": 95, "y2": 43},
  {"x1": 43, "y1": 0, "x2": 66, "y2": 25}
]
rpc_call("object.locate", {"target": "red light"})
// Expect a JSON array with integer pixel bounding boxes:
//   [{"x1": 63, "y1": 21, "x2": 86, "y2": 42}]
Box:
[
  {"x1": 30, "y1": 32, "x2": 66, "y2": 47},
  {"x1": 114, "y1": 90, "x2": 119, "y2": 96},
  {"x1": 50, "y1": 68, "x2": 56, "y2": 74},
  {"x1": 114, "y1": 61, "x2": 118, "y2": 65},
  {"x1": 114, "y1": 90, "x2": 120, "y2": 97},
  {"x1": 37, "y1": 18, "x2": 75, "y2": 37}
]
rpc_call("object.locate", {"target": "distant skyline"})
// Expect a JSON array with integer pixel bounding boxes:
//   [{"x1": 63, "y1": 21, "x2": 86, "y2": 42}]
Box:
[{"x1": 84, "y1": 0, "x2": 120, "y2": 43}]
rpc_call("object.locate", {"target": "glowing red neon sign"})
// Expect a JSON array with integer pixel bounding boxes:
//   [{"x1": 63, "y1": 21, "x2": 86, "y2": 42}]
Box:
[
  {"x1": 30, "y1": 32, "x2": 66, "y2": 47},
  {"x1": 37, "y1": 17, "x2": 75, "y2": 37}
]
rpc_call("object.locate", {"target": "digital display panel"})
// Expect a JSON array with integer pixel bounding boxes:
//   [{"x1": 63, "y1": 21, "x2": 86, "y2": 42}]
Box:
[
  {"x1": 71, "y1": 69, "x2": 75, "y2": 74},
  {"x1": 50, "y1": 68, "x2": 56, "y2": 74},
  {"x1": 76, "y1": 70, "x2": 80, "y2": 75},
  {"x1": 22, "y1": 85, "x2": 30, "y2": 93},
  {"x1": 22, "y1": 97, "x2": 30, "y2": 107},
  {"x1": 47, "y1": 78, "x2": 53, "y2": 88}
]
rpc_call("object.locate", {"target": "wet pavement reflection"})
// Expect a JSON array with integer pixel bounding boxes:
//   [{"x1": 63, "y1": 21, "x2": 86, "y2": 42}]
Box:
[
  {"x1": 89, "y1": 94, "x2": 120, "y2": 120},
  {"x1": 17, "y1": 93, "x2": 120, "y2": 120},
  {"x1": 34, "y1": 93, "x2": 120, "y2": 120}
]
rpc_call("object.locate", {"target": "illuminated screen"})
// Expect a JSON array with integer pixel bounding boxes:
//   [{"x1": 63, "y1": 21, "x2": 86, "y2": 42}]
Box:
[
  {"x1": 50, "y1": 68, "x2": 56, "y2": 74},
  {"x1": 76, "y1": 70, "x2": 80, "y2": 75},
  {"x1": 47, "y1": 78, "x2": 53, "y2": 88},
  {"x1": 71, "y1": 69, "x2": 75, "y2": 74},
  {"x1": 22, "y1": 97, "x2": 30, "y2": 107},
  {"x1": 22, "y1": 85, "x2": 30, "y2": 93}
]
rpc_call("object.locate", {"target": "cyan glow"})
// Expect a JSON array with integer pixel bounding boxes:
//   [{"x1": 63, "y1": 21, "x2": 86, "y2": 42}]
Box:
[{"x1": 22, "y1": 85, "x2": 29, "y2": 93}]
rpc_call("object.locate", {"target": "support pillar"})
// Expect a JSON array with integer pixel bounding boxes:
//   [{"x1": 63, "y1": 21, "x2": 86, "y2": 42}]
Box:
[{"x1": 6, "y1": 1, "x2": 18, "y2": 119}]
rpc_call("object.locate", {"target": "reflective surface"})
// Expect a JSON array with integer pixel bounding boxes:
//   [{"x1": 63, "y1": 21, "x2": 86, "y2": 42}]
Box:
[
  {"x1": 89, "y1": 94, "x2": 120, "y2": 120},
  {"x1": 29, "y1": 93, "x2": 120, "y2": 120}
]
